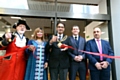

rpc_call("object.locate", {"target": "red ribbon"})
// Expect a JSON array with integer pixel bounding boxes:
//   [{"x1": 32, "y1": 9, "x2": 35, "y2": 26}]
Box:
[{"x1": 60, "y1": 44, "x2": 120, "y2": 59}]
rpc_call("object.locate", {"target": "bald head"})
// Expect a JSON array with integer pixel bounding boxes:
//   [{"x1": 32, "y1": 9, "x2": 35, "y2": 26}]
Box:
[
  {"x1": 94, "y1": 27, "x2": 101, "y2": 32},
  {"x1": 93, "y1": 27, "x2": 102, "y2": 39}
]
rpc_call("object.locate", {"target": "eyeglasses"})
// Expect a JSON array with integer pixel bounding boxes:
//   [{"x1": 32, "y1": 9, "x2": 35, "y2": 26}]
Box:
[
  {"x1": 93, "y1": 31, "x2": 100, "y2": 33},
  {"x1": 57, "y1": 26, "x2": 64, "y2": 28}
]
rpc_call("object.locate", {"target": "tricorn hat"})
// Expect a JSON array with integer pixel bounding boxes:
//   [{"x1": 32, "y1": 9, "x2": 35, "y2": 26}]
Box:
[{"x1": 13, "y1": 19, "x2": 30, "y2": 30}]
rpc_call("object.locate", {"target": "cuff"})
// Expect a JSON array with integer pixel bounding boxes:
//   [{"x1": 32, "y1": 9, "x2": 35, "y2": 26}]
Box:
[{"x1": 1, "y1": 39, "x2": 9, "y2": 46}]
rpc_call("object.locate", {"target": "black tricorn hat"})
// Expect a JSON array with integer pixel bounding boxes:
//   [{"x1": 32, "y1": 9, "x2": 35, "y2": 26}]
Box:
[{"x1": 13, "y1": 19, "x2": 30, "y2": 30}]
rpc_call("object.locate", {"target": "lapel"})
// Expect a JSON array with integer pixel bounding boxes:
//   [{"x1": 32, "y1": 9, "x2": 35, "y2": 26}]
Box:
[
  {"x1": 61, "y1": 34, "x2": 65, "y2": 40},
  {"x1": 92, "y1": 39, "x2": 99, "y2": 52},
  {"x1": 70, "y1": 36, "x2": 78, "y2": 48},
  {"x1": 54, "y1": 34, "x2": 65, "y2": 48},
  {"x1": 78, "y1": 36, "x2": 82, "y2": 49},
  {"x1": 56, "y1": 34, "x2": 64, "y2": 41},
  {"x1": 101, "y1": 39, "x2": 104, "y2": 53},
  {"x1": 57, "y1": 34, "x2": 65, "y2": 41}
]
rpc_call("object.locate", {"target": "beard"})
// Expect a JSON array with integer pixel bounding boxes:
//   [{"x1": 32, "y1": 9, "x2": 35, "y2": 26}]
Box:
[{"x1": 18, "y1": 30, "x2": 25, "y2": 34}]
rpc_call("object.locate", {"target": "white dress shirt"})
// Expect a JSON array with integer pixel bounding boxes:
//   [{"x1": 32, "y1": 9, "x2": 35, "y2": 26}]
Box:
[
  {"x1": 73, "y1": 35, "x2": 79, "y2": 40},
  {"x1": 57, "y1": 33, "x2": 63, "y2": 40}
]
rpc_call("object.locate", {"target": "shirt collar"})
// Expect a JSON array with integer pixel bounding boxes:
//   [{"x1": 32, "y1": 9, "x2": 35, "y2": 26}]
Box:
[
  {"x1": 57, "y1": 33, "x2": 63, "y2": 37},
  {"x1": 15, "y1": 31, "x2": 24, "y2": 36},
  {"x1": 73, "y1": 35, "x2": 79, "y2": 40},
  {"x1": 73, "y1": 35, "x2": 79, "y2": 38},
  {"x1": 95, "y1": 38, "x2": 101, "y2": 41}
]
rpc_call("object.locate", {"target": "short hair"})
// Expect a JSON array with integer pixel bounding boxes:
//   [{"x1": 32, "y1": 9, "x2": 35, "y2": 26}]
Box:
[
  {"x1": 56, "y1": 21, "x2": 65, "y2": 27},
  {"x1": 93, "y1": 27, "x2": 101, "y2": 31},
  {"x1": 71, "y1": 25, "x2": 80, "y2": 30}
]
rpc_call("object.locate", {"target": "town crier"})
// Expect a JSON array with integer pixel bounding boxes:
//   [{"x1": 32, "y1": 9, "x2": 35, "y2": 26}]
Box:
[{"x1": 0, "y1": 19, "x2": 31, "y2": 80}]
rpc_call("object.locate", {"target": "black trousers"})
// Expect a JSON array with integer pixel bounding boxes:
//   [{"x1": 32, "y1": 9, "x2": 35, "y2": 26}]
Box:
[
  {"x1": 90, "y1": 69, "x2": 110, "y2": 80},
  {"x1": 49, "y1": 67, "x2": 68, "y2": 80},
  {"x1": 69, "y1": 61, "x2": 86, "y2": 80}
]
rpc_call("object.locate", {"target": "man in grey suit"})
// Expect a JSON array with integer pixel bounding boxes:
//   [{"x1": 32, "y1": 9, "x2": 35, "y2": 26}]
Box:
[{"x1": 68, "y1": 25, "x2": 86, "y2": 80}]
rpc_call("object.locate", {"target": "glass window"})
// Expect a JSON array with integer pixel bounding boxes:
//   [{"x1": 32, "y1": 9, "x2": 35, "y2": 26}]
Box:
[
  {"x1": 71, "y1": 4, "x2": 99, "y2": 14},
  {"x1": 0, "y1": 0, "x2": 29, "y2": 9}
]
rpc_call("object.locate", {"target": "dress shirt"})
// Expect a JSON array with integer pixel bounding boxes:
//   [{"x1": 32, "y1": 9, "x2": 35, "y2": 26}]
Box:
[
  {"x1": 57, "y1": 33, "x2": 63, "y2": 40},
  {"x1": 73, "y1": 35, "x2": 79, "y2": 40},
  {"x1": 95, "y1": 38, "x2": 102, "y2": 53}
]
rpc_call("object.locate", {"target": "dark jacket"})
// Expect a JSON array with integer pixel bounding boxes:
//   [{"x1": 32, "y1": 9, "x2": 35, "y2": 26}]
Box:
[
  {"x1": 68, "y1": 36, "x2": 86, "y2": 62},
  {"x1": 85, "y1": 39, "x2": 114, "y2": 70},
  {"x1": 45, "y1": 34, "x2": 70, "y2": 69}
]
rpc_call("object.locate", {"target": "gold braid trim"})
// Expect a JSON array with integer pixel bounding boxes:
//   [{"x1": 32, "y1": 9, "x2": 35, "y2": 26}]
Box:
[
  {"x1": 57, "y1": 35, "x2": 68, "y2": 48},
  {"x1": 58, "y1": 35, "x2": 68, "y2": 42}
]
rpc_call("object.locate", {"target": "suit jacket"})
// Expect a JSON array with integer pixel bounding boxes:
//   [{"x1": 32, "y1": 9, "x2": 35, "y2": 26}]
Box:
[
  {"x1": 85, "y1": 39, "x2": 114, "y2": 70},
  {"x1": 68, "y1": 36, "x2": 86, "y2": 61},
  {"x1": 45, "y1": 34, "x2": 70, "y2": 69}
]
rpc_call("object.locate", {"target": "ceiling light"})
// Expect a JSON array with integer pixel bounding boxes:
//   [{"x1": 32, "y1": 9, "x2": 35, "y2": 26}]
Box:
[
  {"x1": 60, "y1": 19, "x2": 66, "y2": 21},
  {"x1": 11, "y1": 16, "x2": 22, "y2": 19}
]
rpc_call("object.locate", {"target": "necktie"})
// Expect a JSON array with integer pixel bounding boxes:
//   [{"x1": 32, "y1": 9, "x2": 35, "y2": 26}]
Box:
[
  {"x1": 75, "y1": 36, "x2": 78, "y2": 43},
  {"x1": 59, "y1": 35, "x2": 61, "y2": 41},
  {"x1": 97, "y1": 40, "x2": 103, "y2": 61}
]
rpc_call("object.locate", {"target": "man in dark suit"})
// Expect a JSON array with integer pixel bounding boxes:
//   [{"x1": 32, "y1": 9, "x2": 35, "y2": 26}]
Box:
[
  {"x1": 68, "y1": 25, "x2": 86, "y2": 80},
  {"x1": 85, "y1": 27, "x2": 114, "y2": 80},
  {"x1": 45, "y1": 22, "x2": 69, "y2": 80}
]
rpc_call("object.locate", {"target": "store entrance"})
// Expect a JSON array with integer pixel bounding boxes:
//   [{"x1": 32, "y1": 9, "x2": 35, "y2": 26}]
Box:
[{"x1": 0, "y1": 16, "x2": 109, "y2": 80}]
